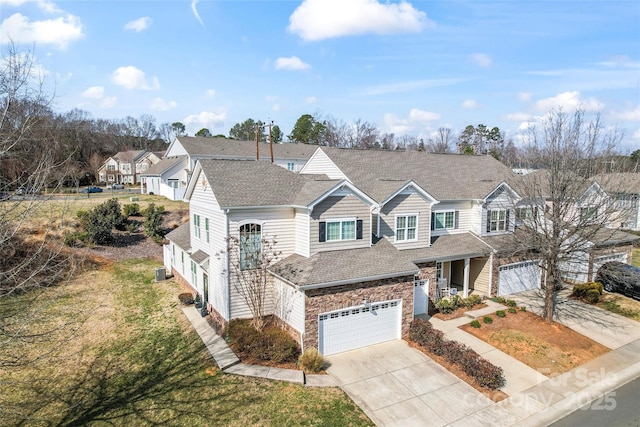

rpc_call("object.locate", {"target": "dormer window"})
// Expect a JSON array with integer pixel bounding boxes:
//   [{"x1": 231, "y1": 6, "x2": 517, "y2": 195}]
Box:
[
  {"x1": 487, "y1": 209, "x2": 509, "y2": 232},
  {"x1": 395, "y1": 214, "x2": 418, "y2": 241},
  {"x1": 319, "y1": 219, "x2": 363, "y2": 242}
]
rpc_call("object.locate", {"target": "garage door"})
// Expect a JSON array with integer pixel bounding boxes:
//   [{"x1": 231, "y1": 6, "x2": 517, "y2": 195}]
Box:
[
  {"x1": 498, "y1": 261, "x2": 541, "y2": 296},
  {"x1": 318, "y1": 299, "x2": 401, "y2": 356},
  {"x1": 593, "y1": 253, "x2": 628, "y2": 278}
]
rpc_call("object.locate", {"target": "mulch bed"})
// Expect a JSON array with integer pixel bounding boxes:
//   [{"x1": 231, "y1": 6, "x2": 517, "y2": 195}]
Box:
[{"x1": 432, "y1": 303, "x2": 488, "y2": 320}]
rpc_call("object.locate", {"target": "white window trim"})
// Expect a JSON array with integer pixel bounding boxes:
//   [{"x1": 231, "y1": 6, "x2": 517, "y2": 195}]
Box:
[
  {"x1": 489, "y1": 209, "x2": 507, "y2": 232},
  {"x1": 433, "y1": 211, "x2": 455, "y2": 230},
  {"x1": 326, "y1": 217, "x2": 357, "y2": 242},
  {"x1": 194, "y1": 214, "x2": 201, "y2": 239},
  {"x1": 394, "y1": 213, "x2": 419, "y2": 242},
  {"x1": 287, "y1": 162, "x2": 295, "y2": 171}
]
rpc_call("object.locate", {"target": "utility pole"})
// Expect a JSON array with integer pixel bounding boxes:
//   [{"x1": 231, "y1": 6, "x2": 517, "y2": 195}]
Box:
[
  {"x1": 268, "y1": 120, "x2": 274, "y2": 163},
  {"x1": 255, "y1": 123, "x2": 260, "y2": 161}
]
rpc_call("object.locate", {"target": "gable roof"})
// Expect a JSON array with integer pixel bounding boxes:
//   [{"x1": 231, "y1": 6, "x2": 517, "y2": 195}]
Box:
[
  {"x1": 593, "y1": 173, "x2": 640, "y2": 195},
  {"x1": 314, "y1": 147, "x2": 518, "y2": 201},
  {"x1": 174, "y1": 136, "x2": 317, "y2": 160},
  {"x1": 142, "y1": 155, "x2": 187, "y2": 176},
  {"x1": 165, "y1": 221, "x2": 191, "y2": 251},
  {"x1": 113, "y1": 150, "x2": 146, "y2": 163}
]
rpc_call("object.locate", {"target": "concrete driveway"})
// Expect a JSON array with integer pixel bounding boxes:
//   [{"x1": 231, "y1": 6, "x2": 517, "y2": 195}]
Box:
[{"x1": 326, "y1": 340, "x2": 493, "y2": 427}]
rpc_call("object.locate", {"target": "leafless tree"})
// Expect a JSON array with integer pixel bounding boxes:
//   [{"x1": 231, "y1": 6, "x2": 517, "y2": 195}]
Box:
[
  {"x1": 428, "y1": 127, "x2": 453, "y2": 153},
  {"x1": 510, "y1": 109, "x2": 631, "y2": 322}
]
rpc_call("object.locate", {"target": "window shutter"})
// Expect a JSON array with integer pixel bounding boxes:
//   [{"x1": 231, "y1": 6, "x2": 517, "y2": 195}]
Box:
[
  {"x1": 454, "y1": 211, "x2": 459, "y2": 229},
  {"x1": 431, "y1": 212, "x2": 435, "y2": 230},
  {"x1": 506, "y1": 209, "x2": 511, "y2": 231},
  {"x1": 486, "y1": 210, "x2": 491, "y2": 233},
  {"x1": 319, "y1": 222, "x2": 326, "y2": 242},
  {"x1": 356, "y1": 220, "x2": 363, "y2": 240}
]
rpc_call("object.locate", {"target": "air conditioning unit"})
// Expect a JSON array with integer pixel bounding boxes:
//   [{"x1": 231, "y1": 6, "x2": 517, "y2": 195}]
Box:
[{"x1": 155, "y1": 267, "x2": 166, "y2": 282}]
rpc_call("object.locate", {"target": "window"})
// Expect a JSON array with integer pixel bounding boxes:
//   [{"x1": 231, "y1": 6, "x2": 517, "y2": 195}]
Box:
[
  {"x1": 516, "y1": 207, "x2": 536, "y2": 220},
  {"x1": 433, "y1": 211, "x2": 456, "y2": 230},
  {"x1": 436, "y1": 262, "x2": 443, "y2": 280},
  {"x1": 107, "y1": 164, "x2": 116, "y2": 171},
  {"x1": 191, "y1": 260, "x2": 197, "y2": 287},
  {"x1": 319, "y1": 219, "x2": 363, "y2": 242},
  {"x1": 239, "y1": 223, "x2": 261, "y2": 270},
  {"x1": 181, "y1": 252, "x2": 185, "y2": 274},
  {"x1": 205, "y1": 218, "x2": 210, "y2": 243},
  {"x1": 194, "y1": 214, "x2": 201, "y2": 239},
  {"x1": 487, "y1": 209, "x2": 508, "y2": 232},
  {"x1": 287, "y1": 162, "x2": 295, "y2": 171},
  {"x1": 395, "y1": 214, "x2": 417, "y2": 241},
  {"x1": 580, "y1": 207, "x2": 597, "y2": 222}
]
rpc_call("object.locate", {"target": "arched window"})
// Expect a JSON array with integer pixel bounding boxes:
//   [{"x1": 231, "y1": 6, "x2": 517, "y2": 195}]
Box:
[{"x1": 239, "y1": 223, "x2": 261, "y2": 270}]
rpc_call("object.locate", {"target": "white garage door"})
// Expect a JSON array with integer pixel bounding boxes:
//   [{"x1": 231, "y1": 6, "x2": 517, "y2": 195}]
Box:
[
  {"x1": 318, "y1": 299, "x2": 401, "y2": 356},
  {"x1": 593, "y1": 253, "x2": 628, "y2": 277},
  {"x1": 498, "y1": 261, "x2": 541, "y2": 296}
]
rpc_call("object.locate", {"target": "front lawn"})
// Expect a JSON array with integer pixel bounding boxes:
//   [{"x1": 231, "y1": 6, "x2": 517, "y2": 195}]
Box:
[
  {"x1": 460, "y1": 310, "x2": 609, "y2": 376},
  {"x1": 0, "y1": 259, "x2": 372, "y2": 427},
  {"x1": 633, "y1": 248, "x2": 640, "y2": 267},
  {"x1": 597, "y1": 293, "x2": 640, "y2": 321}
]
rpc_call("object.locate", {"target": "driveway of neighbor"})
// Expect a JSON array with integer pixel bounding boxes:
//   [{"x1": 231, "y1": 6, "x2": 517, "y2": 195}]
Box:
[{"x1": 326, "y1": 340, "x2": 493, "y2": 427}]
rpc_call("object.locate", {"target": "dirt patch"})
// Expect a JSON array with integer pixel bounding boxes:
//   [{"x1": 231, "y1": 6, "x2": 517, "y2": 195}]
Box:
[
  {"x1": 432, "y1": 303, "x2": 488, "y2": 320},
  {"x1": 460, "y1": 311, "x2": 609, "y2": 376},
  {"x1": 407, "y1": 341, "x2": 508, "y2": 403}
]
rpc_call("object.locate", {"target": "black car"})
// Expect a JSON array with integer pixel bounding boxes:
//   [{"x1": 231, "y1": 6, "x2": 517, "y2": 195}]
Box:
[{"x1": 595, "y1": 261, "x2": 640, "y2": 300}]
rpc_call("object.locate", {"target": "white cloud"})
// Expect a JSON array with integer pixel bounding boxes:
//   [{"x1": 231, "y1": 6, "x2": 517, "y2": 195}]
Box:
[
  {"x1": 205, "y1": 89, "x2": 216, "y2": 98},
  {"x1": 462, "y1": 99, "x2": 480, "y2": 109},
  {"x1": 610, "y1": 106, "x2": 640, "y2": 122},
  {"x1": 535, "y1": 91, "x2": 602, "y2": 112},
  {"x1": 183, "y1": 110, "x2": 227, "y2": 129},
  {"x1": 82, "y1": 86, "x2": 104, "y2": 99},
  {"x1": 408, "y1": 108, "x2": 440, "y2": 122},
  {"x1": 124, "y1": 17, "x2": 152, "y2": 32},
  {"x1": 518, "y1": 92, "x2": 533, "y2": 102},
  {"x1": 271, "y1": 103, "x2": 280, "y2": 112},
  {"x1": 288, "y1": 0, "x2": 431, "y2": 41},
  {"x1": 305, "y1": 96, "x2": 317, "y2": 104},
  {"x1": 112, "y1": 66, "x2": 159, "y2": 90},
  {"x1": 274, "y1": 56, "x2": 311, "y2": 71},
  {"x1": 150, "y1": 97, "x2": 177, "y2": 111},
  {"x1": 100, "y1": 96, "x2": 116, "y2": 108},
  {"x1": 503, "y1": 112, "x2": 532, "y2": 122},
  {"x1": 2, "y1": 0, "x2": 62, "y2": 14},
  {"x1": 191, "y1": 0, "x2": 205, "y2": 27},
  {"x1": 0, "y1": 12, "x2": 83, "y2": 49},
  {"x1": 470, "y1": 53, "x2": 491, "y2": 68}
]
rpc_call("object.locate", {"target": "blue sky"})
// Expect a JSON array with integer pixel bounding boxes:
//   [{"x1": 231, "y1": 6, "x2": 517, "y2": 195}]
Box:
[{"x1": 1, "y1": 0, "x2": 639, "y2": 151}]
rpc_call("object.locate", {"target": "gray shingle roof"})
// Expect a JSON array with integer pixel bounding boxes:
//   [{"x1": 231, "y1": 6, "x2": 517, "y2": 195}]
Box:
[
  {"x1": 589, "y1": 227, "x2": 640, "y2": 247},
  {"x1": 176, "y1": 136, "x2": 317, "y2": 160},
  {"x1": 198, "y1": 159, "x2": 338, "y2": 208},
  {"x1": 113, "y1": 150, "x2": 146, "y2": 162},
  {"x1": 165, "y1": 221, "x2": 191, "y2": 251},
  {"x1": 318, "y1": 147, "x2": 518, "y2": 201},
  {"x1": 270, "y1": 238, "x2": 418, "y2": 288},
  {"x1": 593, "y1": 173, "x2": 640, "y2": 195},
  {"x1": 191, "y1": 249, "x2": 209, "y2": 264},
  {"x1": 142, "y1": 155, "x2": 186, "y2": 176},
  {"x1": 401, "y1": 233, "x2": 494, "y2": 263}
]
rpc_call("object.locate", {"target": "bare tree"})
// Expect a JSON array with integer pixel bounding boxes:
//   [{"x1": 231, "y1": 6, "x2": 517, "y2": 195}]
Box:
[
  {"x1": 429, "y1": 127, "x2": 453, "y2": 153},
  {"x1": 510, "y1": 109, "x2": 630, "y2": 322},
  {"x1": 222, "y1": 232, "x2": 282, "y2": 331}
]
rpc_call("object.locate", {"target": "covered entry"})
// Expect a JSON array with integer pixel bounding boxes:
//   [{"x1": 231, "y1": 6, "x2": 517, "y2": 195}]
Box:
[{"x1": 318, "y1": 299, "x2": 401, "y2": 356}]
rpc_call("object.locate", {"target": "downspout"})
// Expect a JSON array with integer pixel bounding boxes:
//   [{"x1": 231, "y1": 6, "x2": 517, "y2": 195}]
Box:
[{"x1": 225, "y1": 209, "x2": 231, "y2": 321}]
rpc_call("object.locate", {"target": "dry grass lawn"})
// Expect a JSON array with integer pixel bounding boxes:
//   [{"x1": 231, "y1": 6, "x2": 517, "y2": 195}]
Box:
[{"x1": 460, "y1": 310, "x2": 609, "y2": 376}]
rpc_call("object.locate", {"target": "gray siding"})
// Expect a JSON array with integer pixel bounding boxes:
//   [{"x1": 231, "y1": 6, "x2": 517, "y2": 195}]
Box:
[
  {"x1": 380, "y1": 192, "x2": 431, "y2": 250},
  {"x1": 431, "y1": 201, "x2": 474, "y2": 237},
  {"x1": 481, "y1": 186, "x2": 516, "y2": 237},
  {"x1": 310, "y1": 194, "x2": 371, "y2": 254}
]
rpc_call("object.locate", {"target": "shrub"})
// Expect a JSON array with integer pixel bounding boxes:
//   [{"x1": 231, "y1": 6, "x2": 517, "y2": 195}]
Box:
[
  {"x1": 464, "y1": 294, "x2": 483, "y2": 308},
  {"x1": 76, "y1": 209, "x2": 88, "y2": 219},
  {"x1": 228, "y1": 319, "x2": 300, "y2": 363},
  {"x1": 470, "y1": 319, "x2": 481, "y2": 328},
  {"x1": 483, "y1": 316, "x2": 493, "y2": 324},
  {"x1": 572, "y1": 282, "x2": 604, "y2": 304},
  {"x1": 125, "y1": 222, "x2": 139, "y2": 233},
  {"x1": 178, "y1": 293, "x2": 194, "y2": 305},
  {"x1": 506, "y1": 299, "x2": 517, "y2": 307},
  {"x1": 298, "y1": 348, "x2": 325, "y2": 373},
  {"x1": 520, "y1": 306, "x2": 527, "y2": 312},
  {"x1": 102, "y1": 198, "x2": 126, "y2": 231},
  {"x1": 81, "y1": 208, "x2": 114, "y2": 244},
  {"x1": 144, "y1": 203, "x2": 165, "y2": 242},
  {"x1": 409, "y1": 319, "x2": 445, "y2": 354},
  {"x1": 496, "y1": 310, "x2": 506, "y2": 318},
  {"x1": 435, "y1": 298, "x2": 457, "y2": 314},
  {"x1": 123, "y1": 203, "x2": 141, "y2": 217},
  {"x1": 495, "y1": 296, "x2": 506, "y2": 304},
  {"x1": 508, "y1": 307, "x2": 517, "y2": 314},
  {"x1": 63, "y1": 231, "x2": 88, "y2": 247}
]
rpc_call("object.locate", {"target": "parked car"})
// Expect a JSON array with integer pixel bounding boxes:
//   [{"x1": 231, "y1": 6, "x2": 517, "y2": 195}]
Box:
[
  {"x1": 79, "y1": 186, "x2": 103, "y2": 193},
  {"x1": 16, "y1": 186, "x2": 41, "y2": 195},
  {"x1": 595, "y1": 261, "x2": 640, "y2": 300},
  {"x1": 106, "y1": 183, "x2": 125, "y2": 190}
]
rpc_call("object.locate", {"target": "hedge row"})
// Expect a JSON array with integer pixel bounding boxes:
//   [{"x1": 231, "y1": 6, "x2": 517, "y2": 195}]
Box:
[
  {"x1": 409, "y1": 319, "x2": 505, "y2": 390},
  {"x1": 228, "y1": 318, "x2": 300, "y2": 363}
]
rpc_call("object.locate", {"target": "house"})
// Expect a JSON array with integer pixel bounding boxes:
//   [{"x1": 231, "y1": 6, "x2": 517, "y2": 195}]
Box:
[
  {"x1": 594, "y1": 173, "x2": 640, "y2": 231},
  {"x1": 164, "y1": 147, "x2": 638, "y2": 356},
  {"x1": 140, "y1": 136, "x2": 317, "y2": 200},
  {"x1": 97, "y1": 150, "x2": 162, "y2": 185}
]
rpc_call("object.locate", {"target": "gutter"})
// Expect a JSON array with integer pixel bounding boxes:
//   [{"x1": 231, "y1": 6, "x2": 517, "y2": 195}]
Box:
[{"x1": 297, "y1": 269, "x2": 419, "y2": 290}]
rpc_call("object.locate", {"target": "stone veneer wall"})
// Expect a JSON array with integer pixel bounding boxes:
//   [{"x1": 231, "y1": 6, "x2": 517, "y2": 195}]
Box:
[{"x1": 303, "y1": 276, "x2": 414, "y2": 351}]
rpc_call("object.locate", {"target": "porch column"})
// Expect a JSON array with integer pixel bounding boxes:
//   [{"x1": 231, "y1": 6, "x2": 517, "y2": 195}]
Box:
[{"x1": 463, "y1": 257, "x2": 470, "y2": 298}]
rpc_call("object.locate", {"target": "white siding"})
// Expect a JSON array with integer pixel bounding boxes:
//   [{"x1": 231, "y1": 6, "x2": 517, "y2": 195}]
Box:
[
  {"x1": 294, "y1": 208, "x2": 310, "y2": 257},
  {"x1": 274, "y1": 158, "x2": 307, "y2": 172},
  {"x1": 300, "y1": 149, "x2": 347, "y2": 179},
  {"x1": 165, "y1": 139, "x2": 188, "y2": 157},
  {"x1": 310, "y1": 194, "x2": 371, "y2": 254},
  {"x1": 380, "y1": 191, "x2": 431, "y2": 250},
  {"x1": 274, "y1": 278, "x2": 305, "y2": 333}
]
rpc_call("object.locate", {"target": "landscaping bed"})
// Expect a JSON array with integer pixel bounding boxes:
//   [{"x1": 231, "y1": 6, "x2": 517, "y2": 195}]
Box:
[
  {"x1": 432, "y1": 303, "x2": 488, "y2": 320},
  {"x1": 460, "y1": 310, "x2": 609, "y2": 376}
]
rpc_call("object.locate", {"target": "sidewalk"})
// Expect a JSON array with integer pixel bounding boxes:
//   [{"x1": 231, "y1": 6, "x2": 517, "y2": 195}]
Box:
[{"x1": 180, "y1": 306, "x2": 337, "y2": 387}]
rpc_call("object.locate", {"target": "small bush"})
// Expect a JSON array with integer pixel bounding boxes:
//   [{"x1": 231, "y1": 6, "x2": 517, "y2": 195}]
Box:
[
  {"x1": 63, "y1": 231, "x2": 88, "y2": 247},
  {"x1": 506, "y1": 299, "x2": 517, "y2": 307},
  {"x1": 508, "y1": 307, "x2": 517, "y2": 314},
  {"x1": 464, "y1": 294, "x2": 483, "y2": 308},
  {"x1": 123, "y1": 203, "x2": 141, "y2": 217},
  {"x1": 520, "y1": 306, "x2": 527, "y2": 312},
  {"x1": 125, "y1": 222, "x2": 139, "y2": 233},
  {"x1": 228, "y1": 319, "x2": 300, "y2": 363},
  {"x1": 178, "y1": 293, "x2": 194, "y2": 305},
  {"x1": 470, "y1": 320, "x2": 481, "y2": 328},
  {"x1": 298, "y1": 348, "x2": 325, "y2": 373},
  {"x1": 435, "y1": 298, "x2": 457, "y2": 314},
  {"x1": 409, "y1": 319, "x2": 445, "y2": 354},
  {"x1": 483, "y1": 316, "x2": 493, "y2": 324},
  {"x1": 144, "y1": 203, "x2": 165, "y2": 242},
  {"x1": 572, "y1": 282, "x2": 604, "y2": 304},
  {"x1": 76, "y1": 209, "x2": 88, "y2": 219},
  {"x1": 496, "y1": 310, "x2": 506, "y2": 318},
  {"x1": 495, "y1": 296, "x2": 506, "y2": 304}
]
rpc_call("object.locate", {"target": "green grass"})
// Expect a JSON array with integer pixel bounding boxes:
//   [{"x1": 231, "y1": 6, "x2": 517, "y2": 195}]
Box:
[
  {"x1": 0, "y1": 259, "x2": 372, "y2": 427},
  {"x1": 597, "y1": 294, "x2": 640, "y2": 321},
  {"x1": 632, "y1": 248, "x2": 640, "y2": 268}
]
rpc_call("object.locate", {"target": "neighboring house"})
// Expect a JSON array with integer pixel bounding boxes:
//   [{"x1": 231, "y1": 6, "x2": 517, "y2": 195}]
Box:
[
  {"x1": 593, "y1": 173, "x2": 640, "y2": 231},
  {"x1": 98, "y1": 150, "x2": 161, "y2": 184},
  {"x1": 140, "y1": 136, "x2": 317, "y2": 201}
]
